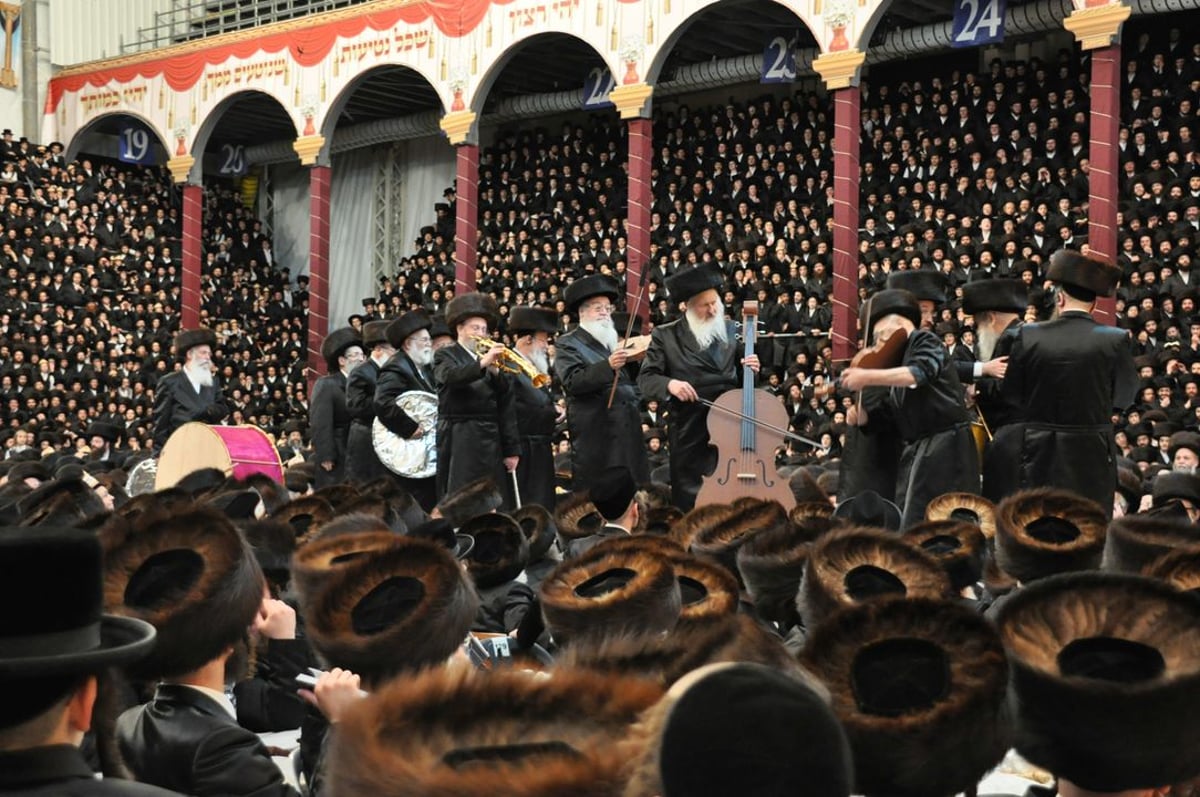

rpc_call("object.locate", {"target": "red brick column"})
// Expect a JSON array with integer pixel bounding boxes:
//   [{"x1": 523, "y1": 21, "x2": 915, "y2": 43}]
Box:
[
  {"x1": 831, "y1": 86, "x2": 861, "y2": 360},
  {"x1": 180, "y1": 183, "x2": 203, "y2": 330},
  {"x1": 454, "y1": 144, "x2": 479, "y2": 293},
  {"x1": 626, "y1": 117, "x2": 652, "y2": 321},
  {"x1": 1087, "y1": 44, "x2": 1120, "y2": 324},
  {"x1": 307, "y1": 164, "x2": 331, "y2": 391}
]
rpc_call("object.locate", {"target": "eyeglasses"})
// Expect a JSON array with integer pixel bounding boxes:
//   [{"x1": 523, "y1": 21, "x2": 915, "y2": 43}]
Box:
[{"x1": 584, "y1": 303, "x2": 615, "y2": 314}]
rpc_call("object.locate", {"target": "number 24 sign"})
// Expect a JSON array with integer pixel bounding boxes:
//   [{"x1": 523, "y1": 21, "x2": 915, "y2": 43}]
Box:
[{"x1": 951, "y1": 0, "x2": 1006, "y2": 48}]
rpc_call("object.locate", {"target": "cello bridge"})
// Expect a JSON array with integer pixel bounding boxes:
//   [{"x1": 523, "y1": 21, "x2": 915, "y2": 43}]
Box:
[{"x1": 736, "y1": 473, "x2": 758, "y2": 481}]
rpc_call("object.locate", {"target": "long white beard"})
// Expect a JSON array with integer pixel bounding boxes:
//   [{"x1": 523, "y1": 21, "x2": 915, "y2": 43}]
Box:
[
  {"x1": 687, "y1": 303, "x2": 729, "y2": 349},
  {"x1": 580, "y1": 318, "x2": 619, "y2": 352},
  {"x1": 406, "y1": 345, "x2": 433, "y2": 367},
  {"x1": 527, "y1": 348, "x2": 550, "y2": 375},
  {"x1": 185, "y1": 362, "x2": 214, "y2": 388},
  {"x1": 976, "y1": 322, "x2": 1000, "y2": 362}
]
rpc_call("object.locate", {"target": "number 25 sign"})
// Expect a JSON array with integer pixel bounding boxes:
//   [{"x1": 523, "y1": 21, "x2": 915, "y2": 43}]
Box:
[{"x1": 951, "y1": 0, "x2": 1006, "y2": 48}]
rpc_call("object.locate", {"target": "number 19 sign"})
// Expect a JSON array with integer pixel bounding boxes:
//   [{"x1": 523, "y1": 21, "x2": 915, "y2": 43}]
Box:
[
  {"x1": 118, "y1": 126, "x2": 157, "y2": 165},
  {"x1": 951, "y1": 0, "x2": 1006, "y2": 48}
]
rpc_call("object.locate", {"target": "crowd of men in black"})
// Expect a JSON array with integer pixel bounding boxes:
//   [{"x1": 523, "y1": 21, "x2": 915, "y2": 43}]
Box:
[{"x1": 1, "y1": 17, "x2": 1199, "y2": 496}]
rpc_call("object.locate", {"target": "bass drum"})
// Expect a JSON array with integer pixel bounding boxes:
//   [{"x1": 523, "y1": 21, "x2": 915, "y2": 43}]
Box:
[
  {"x1": 373, "y1": 390, "x2": 438, "y2": 479},
  {"x1": 156, "y1": 423, "x2": 285, "y2": 490},
  {"x1": 125, "y1": 457, "x2": 158, "y2": 496}
]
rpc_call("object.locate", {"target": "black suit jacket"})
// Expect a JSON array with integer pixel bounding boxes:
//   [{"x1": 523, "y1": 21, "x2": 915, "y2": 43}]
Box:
[
  {"x1": 0, "y1": 745, "x2": 182, "y2": 796},
  {"x1": 117, "y1": 685, "x2": 297, "y2": 797},
  {"x1": 152, "y1": 371, "x2": 228, "y2": 449},
  {"x1": 308, "y1": 370, "x2": 351, "y2": 486}
]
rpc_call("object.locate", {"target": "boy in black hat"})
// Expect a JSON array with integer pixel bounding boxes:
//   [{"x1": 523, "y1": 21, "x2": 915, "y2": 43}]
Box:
[
  {"x1": 841, "y1": 289, "x2": 981, "y2": 528},
  {"x1": 0, "y1": 527, "x2": 173, "y2": 795},
  {"x1": 309, "y1": 326, "x2": 363, "y2": 489},
  {"x1": 986, "y1": 250, "x2": 1139, "y2": 514}
]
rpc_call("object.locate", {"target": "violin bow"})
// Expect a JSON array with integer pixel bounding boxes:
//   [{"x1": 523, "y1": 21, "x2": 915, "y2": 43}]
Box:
[
  {"x1": 605, "y1": 260, "x2": 650, "y2": 410},
  {"x1": 854, "y1": 295, "x2": 874, "y2": 417}
]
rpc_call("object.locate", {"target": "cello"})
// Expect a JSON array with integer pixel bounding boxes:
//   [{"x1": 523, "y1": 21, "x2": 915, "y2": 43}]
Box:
[{"x1": 695, "y1": 301, "x2": 797, "y2": 508}]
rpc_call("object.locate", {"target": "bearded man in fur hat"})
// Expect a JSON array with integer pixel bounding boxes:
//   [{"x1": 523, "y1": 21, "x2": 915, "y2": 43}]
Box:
[
  {"x1": 152, "y1": 328, "x2": 229, "y2": 450},
  {"x1": 639, "y1": 264, "x2": 759, "y2": 511}
]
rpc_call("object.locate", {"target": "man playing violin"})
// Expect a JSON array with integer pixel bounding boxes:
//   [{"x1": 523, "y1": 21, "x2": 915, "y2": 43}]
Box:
[
  {"x1": 639, "y1": 263, "x2": 760, "y2": 511},
  {"x1": 840, "y1": 288, "x2": 981, "y2": 529}
]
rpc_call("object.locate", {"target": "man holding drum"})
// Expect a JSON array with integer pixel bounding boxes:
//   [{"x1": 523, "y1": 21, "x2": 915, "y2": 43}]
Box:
[
  {"x1": 152, "y1": 328, "x2": 229, "y2": 450},
  {"x1": 374, "y1": 309, "x2": 439, "y2": 511}
]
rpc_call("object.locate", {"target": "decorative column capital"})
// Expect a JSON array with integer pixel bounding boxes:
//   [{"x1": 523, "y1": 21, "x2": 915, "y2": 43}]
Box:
[
  {"x1": 813, "y1": 49, "x2": 867, "y2": 91},
  {"x1": 610, "y1": 82, "x2": 653, "y2": 120},
  {"x1": 440, "y1": 111, "x2": 478, "y2": 147},
  {"x1": 166, "y1": 155, "x2": 196, "y2": 184},
  {"x1": 1063, "y1": 2, "x2": 1131, "y2": 51},
  {"x1": 292, "y1": 135, "x2": 327, "y2": 166}
]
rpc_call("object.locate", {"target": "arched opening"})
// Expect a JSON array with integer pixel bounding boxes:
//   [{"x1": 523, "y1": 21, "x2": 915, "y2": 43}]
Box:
[{"x1": 66, "y1": 111, "x2": 169, "y2": 166}]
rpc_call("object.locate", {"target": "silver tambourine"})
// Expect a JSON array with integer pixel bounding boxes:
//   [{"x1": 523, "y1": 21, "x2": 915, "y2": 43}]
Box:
[
  {"x1": 125, "y1": 457, "x2": 158, "y2": 496},
  {"x1": 372, "y1": 390, "x2": 438, "y2": 479}
]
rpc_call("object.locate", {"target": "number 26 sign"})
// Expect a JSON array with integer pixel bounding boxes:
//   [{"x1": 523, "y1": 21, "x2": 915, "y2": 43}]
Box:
[{"x1": 951, "y1": 0, "x2": 1006, "y2": 48}]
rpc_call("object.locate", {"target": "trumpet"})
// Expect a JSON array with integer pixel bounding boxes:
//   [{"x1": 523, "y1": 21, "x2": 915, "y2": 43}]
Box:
[{"x1": 472, "y1": 336, "x2": 551, "y2": 388}]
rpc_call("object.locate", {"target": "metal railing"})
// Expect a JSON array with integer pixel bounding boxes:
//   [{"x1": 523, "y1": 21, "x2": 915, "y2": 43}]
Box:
[{"x1": 122, "y1": 0, "x2": 373, "y2": 54}]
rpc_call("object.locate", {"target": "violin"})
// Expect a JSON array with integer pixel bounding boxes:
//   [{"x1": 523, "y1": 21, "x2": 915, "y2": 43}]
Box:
[
  {"x1": 695, "y1": 301, "x2": 796, "y2": 508},
  {"x1": 812, "y1": 298, "x2": 909, "y2": 401}
]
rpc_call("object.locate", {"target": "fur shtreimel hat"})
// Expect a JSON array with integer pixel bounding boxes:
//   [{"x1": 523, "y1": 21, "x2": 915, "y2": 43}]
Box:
[
  {"x1": 995, "y1": 572, "x2": 1200, "y2": 791},
  {"x1": 798, "y1": 527, "x2": 950, "y2": 631},
  {"x1": 559, "y1": 612, "x2": 800, "y2": 689},
  {"x1": 540, "y1": 544, "x2": 681, "y2": 645},
  {"x1": 459, "y1": 512, "x2": 529, "y2": 589},
  {"x1": 865, "y1": 289, "x2": 923, "y2": 331},
  {"x1": 270, "y1": 495, "x2": 335, "y2": 543},
  {"x1": 886, "y1": 269, "x2": 948, "y2": 304},
  {"x1": 554, "y1": 491, "x2": 606, "y2": 544},
  {"x1": 291, "y1": 530, "x2": 401, "y2": 605},
  {"x1": 1102, "y1": 514, "x2": 1200, "y2": 574},
  {"x1": 689, "y1": 499, "x2": 788, "y2": 583},
  {"x1": 1143, "y1": 546, "x2": 1200, "y2": 594},
  {"x1": 327, "y1": 666, "x2": 662, "y2": 797},
  {"x1": 173, "y1": 327, "x2": 216, "y2": 361},
  {"x1": 436, "y1": 476, "x2": 503, "y2": 529},
  {"x1": 361, "y1": 320, "x2": 390, "y2": 350},
  {"x1": 320, "y1": 326, "x2": 362, "y2": 371},
  {"x1": 925, "y1": 492, "x2": 997, "y2": 541},
  {"x1": 1045, "y1": 248, "x2": 1122, "y2": 298},
  {"x1": 668, "y1": 502, "x2": 741, "y2": 551},
  {"x1": 445, "y1": 292, "x2": 499, "y2": 329},
  {"x1": 101, "y1": 505, "x2": 264, "y2": 680},
  {"x1": 385, "y1": 310, "x2": 432, "y2": 348},
  {"x1": 304, "y1": 539, "x2": 479, "y2": 684},
  {"x1": 624, "y1": 663, "x2": 853, "y2": 797},
  {"x1": 802, "y1": 598, "x2": 1012, "y2": 797},
  {"x1": 665, "y1": 263, "x2": 724, "y2": 304},
  {"x1": 512, "y1": 504, "x2": 558, "y2": 562},
  {"x1": 995, "y1": 488, "x2": 1107, "y2": 582},
  {"x1": 902, "y1": 519, "x2": 987, "y2": 592}
]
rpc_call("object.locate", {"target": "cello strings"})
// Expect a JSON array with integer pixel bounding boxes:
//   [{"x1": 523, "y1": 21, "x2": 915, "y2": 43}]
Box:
[{"x1": 698, "y1": 399, "x2": 823, "y2": 450}]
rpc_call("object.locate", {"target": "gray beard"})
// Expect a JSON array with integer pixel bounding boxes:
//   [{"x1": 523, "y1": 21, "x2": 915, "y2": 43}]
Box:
[
  {"x1": 406, "y1": 346, "x2": 433, "y2": 367},
  {"x1": 580, "y1": 318, "x2": 618, "y2": 352},
  {"x1": 184, "y1": 362, "x2": 214, "y2": 388},
  {"x1": 527, "y1": 348, "x2": 550, "y2": 375},
  {"x1": 687, "y1": 307, "x2": 729, "y2": 349},
  {"x1": 976, "y1": 322, "x2": 1000, "y2": 362}
]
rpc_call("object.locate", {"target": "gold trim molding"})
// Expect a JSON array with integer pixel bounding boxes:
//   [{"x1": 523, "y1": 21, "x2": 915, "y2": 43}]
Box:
[
  {"x1": 166, "y1": 155, "x2": 195, "y2": 184},
  {"x1": 439, "y1": 111, "x2": 477, "y2": 146},
  {"x1": 292, "y1": 135, "x2": 327, "y2": 166},
  {"x1": 813, "y1": 49, "x2": 866, "y2": 91},
  {"x1": 610, "y1": 82, "x2": 653, "y2": 120},
  {"x1": 1063, "y1": 3, "x2": 1131, "y2": 51}
]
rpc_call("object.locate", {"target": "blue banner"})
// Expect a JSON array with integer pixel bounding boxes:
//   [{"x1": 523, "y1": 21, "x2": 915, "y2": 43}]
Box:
[
  {"x1": 581, "y1": 67, "x2": 615, "y2": 110},
  {"x1": 951, "y1": 0, "x2": 1006, "y2": 48},
  {"x1": 117, "y1": 125, "x2": 156, "y2": 165},
  {"x1": 761, "y1": 36, "x2": 797, "y2": 84}
]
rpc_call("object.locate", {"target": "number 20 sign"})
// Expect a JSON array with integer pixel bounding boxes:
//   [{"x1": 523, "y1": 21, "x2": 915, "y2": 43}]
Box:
[{"x1": 951, "y1": 0, "x2": 1006, "y2": 48}]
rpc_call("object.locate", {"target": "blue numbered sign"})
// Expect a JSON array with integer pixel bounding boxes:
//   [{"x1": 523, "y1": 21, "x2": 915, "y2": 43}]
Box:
[
  {"x1": 761, "y1": 36, "x2": 797, "y2": 84},
  {"x1": 952, "y1": 0, "x2": 1006, "y2": 48},
  {"x1": 581, "y1": 67, "x2": 615, "y2": 110},
  {"x1": 118, "y1": 126, "x2": 156, "y2": 165}
]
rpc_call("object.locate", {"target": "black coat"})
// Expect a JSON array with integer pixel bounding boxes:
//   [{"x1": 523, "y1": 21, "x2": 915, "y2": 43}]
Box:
[
  {"x1": 344, "y1": 359, "x2": 388, "y2": 484},
  {"x1": 887, "y1": 329, "x2": 980, "y2": 528},
  {"x1": 373, "y1": 351, "x2": 439, "y2": 509},
  {"x1": 971, "y1": 318, "x2": 1023, "y2": 431},
  {"x1": 511, "y1": 370, "x2": 557, "y2": 510},
  {"x1": 116, "y1": 685, "x2": 298, "y2": 797},
  {"x1": 232, "y1": 637, "x2": 314, "y2": 733},
  {"x1": 308, "y1": 371, "x2": 351, "y2": 489},
  {"x1": 986, "y1": 311, "x2": 1138, "y2": 514},
  {"x1": 555, "y1": 328, "x2": 649, "y2": 493},
  {"x1": 0, "y1": 745, "x2": 183, "y2": 796},
  {"x1": 432, "y1": 343, "x2": 520, "y2": 507},
  {"x1": 638, "y1": 319, "x2": 740, "y2": 511},
  {"x1": 838, "y1": 387, "x2": 903, "y2": 502},
  {"x1": 152, "y1": 371, "x2": 228, "y2": 449}
]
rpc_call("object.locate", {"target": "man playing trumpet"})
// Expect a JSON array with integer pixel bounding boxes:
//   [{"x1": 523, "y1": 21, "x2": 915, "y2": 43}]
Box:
[{"x1": 432, "y1": 293, "x2": 521, "y2": 509}]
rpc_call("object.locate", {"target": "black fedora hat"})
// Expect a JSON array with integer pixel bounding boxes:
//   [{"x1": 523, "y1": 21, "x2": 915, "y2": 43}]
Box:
[
  {"x1": 831, "y1": 489, "x2": 902, "y2": 531},
  {"x1": 886, "y1": 270, "x2": 947, "y2": 304},
  {"x1": 563, "y1": 274, "x2": 620, "y2": 313},
  {"x1": 508, "y1": 306, "x2": 559, "y2": 335},
  {"x1": 865, "y1": 290, "x2": 922, "y2": 331},
  {"x1": 665, "y1": 263, "x2": 724, "y2": 304},
  {"x1": 0, "y1": 526, "x2": 155, "y2": 676},
  {"x1": 962, "y1": 277, "x2": 1028, "y2": 315},
  {"x1": 385, "y1": 310, "x2": 432, "y2": 348},
  {"x1": 320, "y1": 326, "x2": 362, "y2": 371}
]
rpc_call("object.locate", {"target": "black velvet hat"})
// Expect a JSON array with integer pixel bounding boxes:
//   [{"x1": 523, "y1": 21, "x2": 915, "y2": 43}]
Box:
[
  {"x1": 564, "y1": 275, "x2": 620, "y2": 313},
  {"x1": 589, "y1": 465, "x2": 638, "y2": 521},
  {"x1": 886, "y1": 270, "x2": 947, "y2": 304},
  {"x1": 173, "y1": 327, "x2": 217, "y2": 361},
  {"x1": 865, "y1": 289, "x2": 922, "y2": 330},
  {"x1": 665, "y1": 263, "x2": 725, "y2": 303},
  {"x1": 1045, "y1": 249, "x2": 1122, "y2": 297},
  {"x1": 386, "y1": 310, "x2": 432, "y2": 348},
  {"x1": 508, "y1": 306, "x2": 559, "y2": 335},
  {"x1": 995, "y1": 572, "x2": 1200, "y2": 791},
  {"x1": 962, "y1": 277, "x2": 1028, "y2": 315}
]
